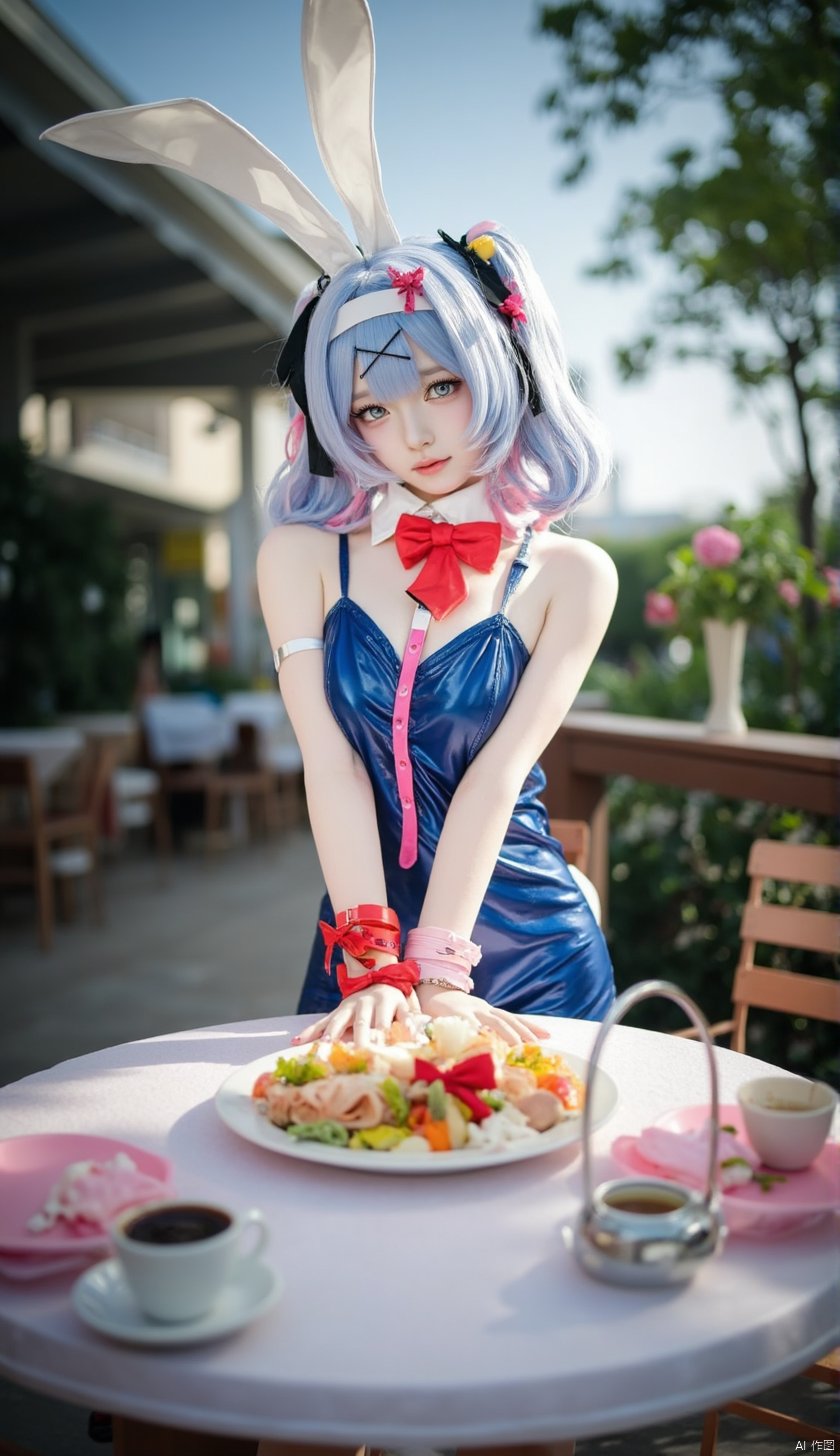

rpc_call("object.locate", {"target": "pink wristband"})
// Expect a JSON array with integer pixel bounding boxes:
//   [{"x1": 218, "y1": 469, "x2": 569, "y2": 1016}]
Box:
[{"x1": 404, "y1": 926, "x2": 481, "y2": 994}]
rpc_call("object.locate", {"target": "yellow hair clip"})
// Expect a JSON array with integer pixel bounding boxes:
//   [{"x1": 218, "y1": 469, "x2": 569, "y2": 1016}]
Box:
[{"x1": 466, "y1": 234, "x2": 496, "y2": 262}]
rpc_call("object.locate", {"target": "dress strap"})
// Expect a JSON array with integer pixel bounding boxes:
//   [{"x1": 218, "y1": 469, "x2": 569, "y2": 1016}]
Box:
[
  {"x1": 500, "y1": 528, "x2": 533, "y2": 614},
  {"x1": 338, "y1": 532, "x2": 350, "y2": 597}
]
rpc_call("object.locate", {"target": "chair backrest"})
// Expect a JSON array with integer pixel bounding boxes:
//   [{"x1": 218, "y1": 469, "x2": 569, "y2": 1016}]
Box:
[
  {"x1": 548, "y1": 818, "x2": 591, "y2": 876},
  {"x1": 79, "y1": 738, "x2": 119, "y2": 820},
  {"x1": 0, "y1": 754, "x2": 44, "y2": 830},
  {"x1": 730, "y1": 839, "x2": 840, "y2": 1053}
]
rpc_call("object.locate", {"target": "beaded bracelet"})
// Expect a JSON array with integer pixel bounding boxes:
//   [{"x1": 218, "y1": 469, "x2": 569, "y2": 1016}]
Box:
[{"x1": 416, "y1": 977, "x2": 470, "y2": 993}]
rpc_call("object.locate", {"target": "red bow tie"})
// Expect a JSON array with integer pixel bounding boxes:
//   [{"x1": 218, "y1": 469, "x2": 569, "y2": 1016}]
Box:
[
  {"x1": 394, "y1": 515, "x2": 503, "y2": 620},
  {"x1": 413, "y1": 1052, "x2": 497, "y2": 1122}
]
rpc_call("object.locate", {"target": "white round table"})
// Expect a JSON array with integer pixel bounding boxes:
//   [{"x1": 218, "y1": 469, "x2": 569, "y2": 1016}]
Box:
[{"x1": 0, "y1": 1016, "x2": 836, "y2": 1449}]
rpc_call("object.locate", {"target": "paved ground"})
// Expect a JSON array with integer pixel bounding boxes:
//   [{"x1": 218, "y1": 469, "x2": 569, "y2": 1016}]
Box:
[{"x1": 0, "y1": 830, "x2": 835, "y2": 1454}]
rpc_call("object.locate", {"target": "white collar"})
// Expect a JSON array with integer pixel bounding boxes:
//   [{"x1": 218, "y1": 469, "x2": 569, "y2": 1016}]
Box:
[{"x1": 369, "y1": 480, "x2": 515, "y2": 545}]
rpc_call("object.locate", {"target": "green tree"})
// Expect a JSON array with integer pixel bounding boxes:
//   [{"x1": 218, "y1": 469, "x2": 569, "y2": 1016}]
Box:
[
  {"x1": 0, "y1": 442, "x2": 135, "y2": 724},
  {"x1": 538, "y1": 0, "x2": 836, "y2": 549}
]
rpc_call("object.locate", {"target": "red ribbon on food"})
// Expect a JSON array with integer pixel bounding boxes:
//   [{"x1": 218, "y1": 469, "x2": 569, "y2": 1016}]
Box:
[
  {"x1": 395, "y1": 516, "x2": 502, "y2": 620},
  {"x1": 337, "y1": 958, "x2": 420, "y2": 999},
  {"x1": 414, "y1": 1052, "x2": 497, "y2": 1122}
]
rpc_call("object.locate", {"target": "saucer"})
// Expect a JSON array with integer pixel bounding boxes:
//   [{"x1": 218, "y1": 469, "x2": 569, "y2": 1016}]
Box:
[
  {"x1": 611, "y1": 1103, "x2": 840, "y2": 1238},
  {"x1": 72, "y1": 1257, "x2": 282, "y2": 1346}
]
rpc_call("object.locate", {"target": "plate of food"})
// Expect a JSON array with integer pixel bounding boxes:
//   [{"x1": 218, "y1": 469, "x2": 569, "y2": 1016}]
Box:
[
  {"x1": 611, "y1": 1104, "x2": 840, "y2": 1237},
  {"x1": 216, "y1": 1017, "x2": 618, "y2": 1174},
  {"x1": 0, "y1": 1134, "x2": 174, "y2": 1254}
]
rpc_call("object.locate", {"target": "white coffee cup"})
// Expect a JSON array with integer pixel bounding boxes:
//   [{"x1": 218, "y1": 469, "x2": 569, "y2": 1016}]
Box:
[
  {"x1": 737, "y1": 1076, "x2": 838, "y2": 1171},
  {"x1": 111, "y1": 1200, "x2": 268, "y2": 1323}
]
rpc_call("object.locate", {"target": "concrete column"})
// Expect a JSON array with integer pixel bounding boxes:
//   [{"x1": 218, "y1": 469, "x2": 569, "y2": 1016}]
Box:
[{"x1": 226, "y1": 389, "x2": 261, "y2": 675}]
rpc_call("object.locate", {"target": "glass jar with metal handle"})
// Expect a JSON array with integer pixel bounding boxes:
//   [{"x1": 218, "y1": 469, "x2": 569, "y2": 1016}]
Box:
[{"x1": 571, "y1": 979, "x2": 726, "y2": 1286}]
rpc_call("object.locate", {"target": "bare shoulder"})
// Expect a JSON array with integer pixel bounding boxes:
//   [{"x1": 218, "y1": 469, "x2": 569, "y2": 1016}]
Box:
[
  {"x1": 257, "y1": 522, "x2": 333, "y2": 580},
  {"x1": 536, "y1": 530, "x2": 618, "y2": 601}
]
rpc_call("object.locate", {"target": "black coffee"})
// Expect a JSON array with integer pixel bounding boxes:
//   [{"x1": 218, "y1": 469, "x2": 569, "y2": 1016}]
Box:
[{"x1": 124, "y1": 1204, "x2": 231, "y2": 1245}]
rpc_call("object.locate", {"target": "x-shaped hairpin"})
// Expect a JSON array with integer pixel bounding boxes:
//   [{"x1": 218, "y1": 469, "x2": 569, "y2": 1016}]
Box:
[{"x1": 356, "y1": 329, "x2": 411, "y2": 378}]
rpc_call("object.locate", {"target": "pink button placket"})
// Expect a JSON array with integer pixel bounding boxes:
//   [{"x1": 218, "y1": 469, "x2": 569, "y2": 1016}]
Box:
[{"x1": 393, "y1": 603, "x2": 431, "y2": 869}]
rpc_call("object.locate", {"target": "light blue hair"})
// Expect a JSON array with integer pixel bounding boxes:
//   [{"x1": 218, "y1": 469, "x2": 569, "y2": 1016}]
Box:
[{"x1": 263, "y1": 226, "x2": 610, "y2": 532}]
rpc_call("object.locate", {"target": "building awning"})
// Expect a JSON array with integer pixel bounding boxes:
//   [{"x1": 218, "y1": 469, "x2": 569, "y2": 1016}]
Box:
[{"x1": 0, "y1": 0, "x2": 317, "y2": 413}]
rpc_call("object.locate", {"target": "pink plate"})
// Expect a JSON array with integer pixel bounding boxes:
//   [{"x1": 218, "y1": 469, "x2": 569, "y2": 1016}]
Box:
[
  {"x1": 611, "y1": 1104, "x2": 840, "y2": 1238},
  {"x1": 0, "y1": 1134, "x2": 173, "y2": 1255}
]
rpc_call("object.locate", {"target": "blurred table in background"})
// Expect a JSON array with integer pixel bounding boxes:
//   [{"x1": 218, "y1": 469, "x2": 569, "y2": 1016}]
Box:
[{"x1": 0, "y1": 728, "x2": 84, "y2": 786}]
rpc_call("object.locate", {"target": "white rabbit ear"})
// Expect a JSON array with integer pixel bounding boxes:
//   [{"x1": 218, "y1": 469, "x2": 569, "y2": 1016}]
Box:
[
  {"x1": 41, "y1": 98, "x2": 359, "y2": 276},
  {"x1": 302, "y1": 0, "x2": 400, "y2": 258}
]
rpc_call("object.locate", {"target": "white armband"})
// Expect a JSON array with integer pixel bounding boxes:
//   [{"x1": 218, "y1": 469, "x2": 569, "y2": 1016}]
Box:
[{"x1": 273, "y1": 637, "x2": 324, "y2": 671}]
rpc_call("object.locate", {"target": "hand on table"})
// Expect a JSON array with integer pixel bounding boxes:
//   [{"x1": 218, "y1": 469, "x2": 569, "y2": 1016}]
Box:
[
  {"x1": 416, "y1": 984, "x2": 549, "y2": 1046},
  {"x1": 293, "y1": 982, "x2": 421, "y2": 1049}
]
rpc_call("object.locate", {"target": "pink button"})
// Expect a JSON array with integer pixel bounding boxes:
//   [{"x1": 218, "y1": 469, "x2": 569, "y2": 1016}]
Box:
[
  {"x1": 403, "y1": 797, "x2": 412, "y2": 807},
  {"x1": 399, "y1": 686, "x2": 408, "y2": 697},
  {"x1": 395, "y1": 718, "x2": 403, "y2": 729}
]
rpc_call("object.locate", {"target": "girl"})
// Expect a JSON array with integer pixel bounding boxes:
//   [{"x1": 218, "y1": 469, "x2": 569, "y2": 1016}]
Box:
[{"x1": 257, "y1": 222, "x2": 618, "y2": 1049}]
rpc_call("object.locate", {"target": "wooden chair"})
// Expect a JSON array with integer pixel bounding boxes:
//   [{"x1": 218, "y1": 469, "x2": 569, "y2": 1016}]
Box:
[
  {"x1": 677, "y1": 838, "x2": 840, "y2": 1454},
  {"x1": 112, "y1": 764, "x2": 172, "y2": 869},
  {"x1": 204, "y1": 723, "x2": 282, "y2": 850},
  {"x1": 548, "y1": 816, "x2": 601, "y2": 922},
  {"x1": 0, "y1": 740, "x2": 116, "y2": 950},
  {"x1": 675, "y1": 838, "x2": 840, "y2": 1051},
  {"x1": 547, "y1": 818, "x2": 591, "y2": 875}
]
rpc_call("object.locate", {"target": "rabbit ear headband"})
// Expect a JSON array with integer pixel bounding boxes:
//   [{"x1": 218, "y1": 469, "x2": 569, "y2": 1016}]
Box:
[{"x1": 41, "y1": 0, "x2": 538, "y2": 477}]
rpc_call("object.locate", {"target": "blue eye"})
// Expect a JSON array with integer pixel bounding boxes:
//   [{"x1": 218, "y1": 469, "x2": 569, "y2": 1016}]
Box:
[
  {"x1": 352, "y1": 403, "x2": 387, "y2": 423},
  {"x1": 427, "y1": 378, "x2": 460, "y2": 400}
]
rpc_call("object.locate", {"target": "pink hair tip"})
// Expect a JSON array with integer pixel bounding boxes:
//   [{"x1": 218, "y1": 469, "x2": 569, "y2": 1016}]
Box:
[{"x1": 466, "y1": 220, "x2": 499, "y2": 242}]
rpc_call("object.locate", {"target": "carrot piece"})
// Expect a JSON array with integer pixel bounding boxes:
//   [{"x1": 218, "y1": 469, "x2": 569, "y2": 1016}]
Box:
[
  {"x1": 421, "y1": 1119, "x2": 452, "y2": 1152},
  {"x1": 408, "y1": 1105, "x2": 429, "y2": 1131}
]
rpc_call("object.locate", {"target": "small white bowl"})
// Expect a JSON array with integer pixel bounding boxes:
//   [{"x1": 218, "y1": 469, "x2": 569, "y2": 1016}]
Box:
[{"x1": 737, "y1": 1076, "x2": 838, "y2": 1171}]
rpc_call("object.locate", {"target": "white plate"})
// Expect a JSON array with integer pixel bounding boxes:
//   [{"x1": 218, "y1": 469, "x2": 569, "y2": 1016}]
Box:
[
  {"x1": 216, "y1": 1049, "x2": 618, "y2": 1174},
  {"x1": 72, "y1": 1257, "x2": 282, "y2": 1346}
]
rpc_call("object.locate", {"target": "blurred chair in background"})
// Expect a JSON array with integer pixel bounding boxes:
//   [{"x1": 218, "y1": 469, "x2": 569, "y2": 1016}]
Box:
[
  {"x1": 0, "y1": 739, "x2": 116, "y2": 949},
  {"x1": 548, "y1": 816, "x2": 600, "y2": 923}
]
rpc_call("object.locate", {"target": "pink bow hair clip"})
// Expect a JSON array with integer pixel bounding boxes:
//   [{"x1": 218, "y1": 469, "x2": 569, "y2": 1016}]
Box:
[{"x1": 387, "y1": 265, "x2": 425, "y2": 312}]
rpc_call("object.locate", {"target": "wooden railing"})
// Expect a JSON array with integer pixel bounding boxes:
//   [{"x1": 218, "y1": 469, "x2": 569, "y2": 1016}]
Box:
[{"x1": 541, "y1": 711, "x2": 839, "y2": 915}]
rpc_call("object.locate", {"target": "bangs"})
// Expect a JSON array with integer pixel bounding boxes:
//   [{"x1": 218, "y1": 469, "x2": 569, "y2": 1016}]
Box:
[{"x1": 328, "y1": 309, "x2": 463, "y2": 417}]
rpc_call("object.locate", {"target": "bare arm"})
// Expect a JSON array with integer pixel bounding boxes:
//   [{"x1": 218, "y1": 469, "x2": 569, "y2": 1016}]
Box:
[{"x1": 257, "y1": 526, "x2": 415, "y2": 1041}]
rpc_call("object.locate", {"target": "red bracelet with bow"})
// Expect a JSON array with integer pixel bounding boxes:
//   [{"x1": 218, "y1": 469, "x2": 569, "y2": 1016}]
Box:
[
  {"x1": 337, "y1": 958, "x2": 420, "y2": 999},
  {"x1": 413, "y1": 1053, "x2": 497, "y2": 1122}
]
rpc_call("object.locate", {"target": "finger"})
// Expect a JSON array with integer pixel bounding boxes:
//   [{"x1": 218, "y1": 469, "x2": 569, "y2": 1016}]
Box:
[
  {"x1": 479, "y1": 1013, "x2": 521, "y2": 1047},
  {"x1": 292, "y1": 1016, "x2": 331, "y2": 1045},
  {"x1": 351, "y1": 999, "x2": 374, "y2": 1048},
  {"x1": 496, "y1": 1012, "x2": 549, "y2": 1044}
]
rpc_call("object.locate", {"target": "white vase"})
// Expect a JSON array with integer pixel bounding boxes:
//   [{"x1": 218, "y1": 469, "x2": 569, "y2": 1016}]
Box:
[{"x1": 702, "y1": 619, "x2": 748, "y2": 734}]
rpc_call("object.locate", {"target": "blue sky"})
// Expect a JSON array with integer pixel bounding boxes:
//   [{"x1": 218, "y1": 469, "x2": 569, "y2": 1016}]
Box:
[{"x1": 36, "y1": 0, "x2": 799, "y2": 523}]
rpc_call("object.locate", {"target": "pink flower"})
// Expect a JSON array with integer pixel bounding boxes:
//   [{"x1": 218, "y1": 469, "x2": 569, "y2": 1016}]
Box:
[
  {"x1": 644, "y1": 591, "x2": 679, "y2": 627},
  {"x1": 692, "y1": 525, "x2": 743, "y2": 568},
  {"x1": 777, "y1": 579, "x2": 801, "y2": 608},
  {"x1": 824, "y1": 566, "x2": 840, "y2": 607}
]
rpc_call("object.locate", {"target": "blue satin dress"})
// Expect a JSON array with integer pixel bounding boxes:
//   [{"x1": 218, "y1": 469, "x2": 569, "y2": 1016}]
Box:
[{"x1": 297, "y1": 531, "x2": 615, "y2": 1019}]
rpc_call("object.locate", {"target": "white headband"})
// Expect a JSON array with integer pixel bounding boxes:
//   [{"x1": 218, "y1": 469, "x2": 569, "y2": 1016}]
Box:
[{"x1": 330, "y1": 291, "x2": 433, "y2": 342}]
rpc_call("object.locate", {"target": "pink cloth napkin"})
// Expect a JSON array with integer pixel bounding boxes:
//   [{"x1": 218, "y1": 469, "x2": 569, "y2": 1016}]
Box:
[{"x1": 638, "y1": 1121, "x2": 760, "y2": 1190}]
